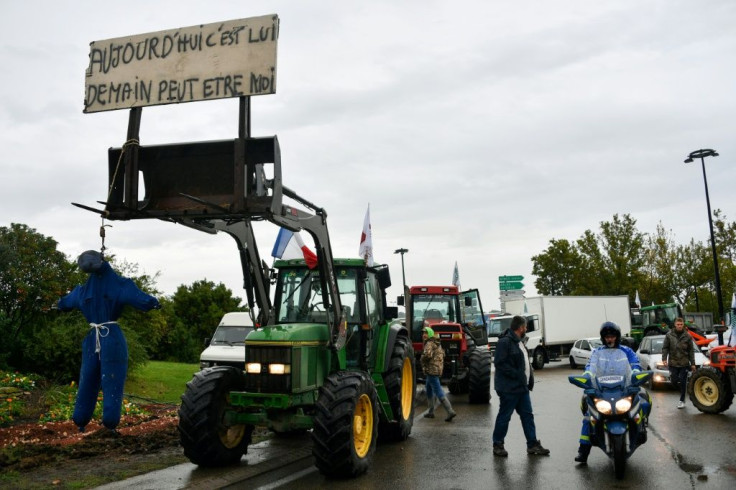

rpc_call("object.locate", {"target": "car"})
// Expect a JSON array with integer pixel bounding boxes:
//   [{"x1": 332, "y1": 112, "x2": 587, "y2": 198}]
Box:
[
  {"x1": 569, "y1": 337, "x2": 602, "y2": 369},
  {"x1": 636, "y1": 334, "x2": 709, "y2": 390},
  {"x1": 199, "y1": 312, "x2": 254, "y2": 369}
]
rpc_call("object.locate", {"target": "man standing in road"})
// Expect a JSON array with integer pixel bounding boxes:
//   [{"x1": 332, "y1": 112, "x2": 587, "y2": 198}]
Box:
[
  {"x1": 662, "y1": 317, "x2": 696, "y2": 409},
  {"x1": 492, "y1": 315, "x2": 550, "y2": 457}
]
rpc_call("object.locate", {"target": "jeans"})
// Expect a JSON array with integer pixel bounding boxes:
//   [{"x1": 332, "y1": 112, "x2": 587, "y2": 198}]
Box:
[
  {"x1": 670, "y1": 366, "x2": 689, "y2": 401},
  {"x1": 492, "y1": 391, "x2": 537, "y2": 447},
  {"x1": 425, "y1": 374, "x2": 445, "y2": 400}
]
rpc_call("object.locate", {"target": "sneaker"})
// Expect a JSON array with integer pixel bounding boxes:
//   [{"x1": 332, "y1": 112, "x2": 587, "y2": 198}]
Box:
[
  {"x1": 677, "y1": 401, "x2": 685, "y2": 409},
  {"x1": 423, "y1": 412, "x2": 435, "y2": 418},
  {"x1": 527, "y1": 440, "x2": 551, "y2": 456},
  {"x1": 493, "y1": 443, "x2": 508, "y2": 457}
]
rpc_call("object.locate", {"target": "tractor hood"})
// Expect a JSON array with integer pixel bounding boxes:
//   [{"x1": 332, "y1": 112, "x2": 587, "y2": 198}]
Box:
[{"x1": 246, "y1": 322, "x2": 330, "y2": 344}]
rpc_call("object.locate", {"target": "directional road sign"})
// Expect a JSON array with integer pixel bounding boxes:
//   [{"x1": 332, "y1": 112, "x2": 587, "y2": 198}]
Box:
[
  {"x1": 499, "y1": 281, "x2": 524, "y2": 291},
  {"x1": 499, "y1": 275, "x2": 524, "y2": 282}
]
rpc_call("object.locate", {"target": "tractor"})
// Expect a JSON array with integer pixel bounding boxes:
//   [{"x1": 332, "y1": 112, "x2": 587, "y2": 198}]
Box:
[
  {"x1": 400, "y1": 286, "x2": 491, "y2": 403},
  {"x1": 632, "y1": 303, "x2": 713, "y2": 350},
  {"x1": 688, "y1": 343, "x2": 736, "y2": 414},
  {"x1": 73, "y1": 101, "x2": 415, "y2": 477}
]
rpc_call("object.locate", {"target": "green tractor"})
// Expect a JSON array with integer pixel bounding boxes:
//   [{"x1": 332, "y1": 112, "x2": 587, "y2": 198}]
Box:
[{"x1": 178, "y1": 256, "x2": 415, "y2": 477}]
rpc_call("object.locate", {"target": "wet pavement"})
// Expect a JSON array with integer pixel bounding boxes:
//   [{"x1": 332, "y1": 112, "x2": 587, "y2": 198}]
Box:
[{"x1": 96, "y1": 363, "x2": 736, "y2": 489}]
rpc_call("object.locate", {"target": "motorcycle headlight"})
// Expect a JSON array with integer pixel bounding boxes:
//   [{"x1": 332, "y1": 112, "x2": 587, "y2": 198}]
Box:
[
  {"x1": 594, "y1": 399, "x2": 612, "y2": 415},
  {"x1": 615, "y1": 397, "x2": 632, "y2": 413}
]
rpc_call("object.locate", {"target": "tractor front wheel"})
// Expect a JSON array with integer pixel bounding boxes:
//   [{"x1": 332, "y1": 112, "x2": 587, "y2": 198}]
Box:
[
  {"x1": 312, "y1": 371, "x2": 378, "y2": 477},
  {"x1": 688, "y1": 367, "x2": 734, "y2": 414},
  {"x1": 379, "y1": 336, "x2": 416, "y2": 441},
  {"x1": 468, "y1": 348, "x2": 492, "y2": 404},
  {"x1": 178, "y1": 367, "x2": 252, "y2": 466}
]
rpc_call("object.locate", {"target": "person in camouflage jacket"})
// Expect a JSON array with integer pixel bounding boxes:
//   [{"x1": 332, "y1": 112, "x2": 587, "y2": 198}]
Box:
[
  {"x1": 421, "y1": 326, "x2": 456, "y2": 421},
  {"x1": 662, "y1": 317, "x2": 696, "y2": 408}
]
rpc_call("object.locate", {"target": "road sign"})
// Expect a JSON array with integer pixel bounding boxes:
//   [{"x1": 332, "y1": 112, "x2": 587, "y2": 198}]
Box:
[
  {"x1": 499, "y1": 275, "x2": 524, "y2": 282},
  {"x1": 499, "y1": 281, "x2": 524, "y2": 290}
]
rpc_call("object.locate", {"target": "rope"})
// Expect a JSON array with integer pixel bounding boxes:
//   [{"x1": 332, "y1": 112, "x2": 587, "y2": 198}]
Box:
[
  {"x1": 100, "y1": 138, "x2": 140, "y2": 255},
  {"x1": 89, "y1": 321, "x2": 117, "y2": 358}
]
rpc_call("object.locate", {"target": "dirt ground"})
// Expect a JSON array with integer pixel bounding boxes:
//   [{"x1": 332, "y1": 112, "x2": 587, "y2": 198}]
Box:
[{"x1": 0, "y1": 404, "x2": 186, "y2": 489}]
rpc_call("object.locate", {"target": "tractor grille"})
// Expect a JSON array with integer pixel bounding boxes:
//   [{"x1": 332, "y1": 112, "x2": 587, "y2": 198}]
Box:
[{"x1": 245, "y1": 345, "x2": 292, "y2": 393}]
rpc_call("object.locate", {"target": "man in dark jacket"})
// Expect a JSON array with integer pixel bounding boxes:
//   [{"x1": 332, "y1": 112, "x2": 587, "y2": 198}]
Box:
[
  {"x1": 492, "y1": 315, "x2": 549, "y2": 457},
  {"x1": 662, "y1": 317, "x2": 696, "y2": 409}
]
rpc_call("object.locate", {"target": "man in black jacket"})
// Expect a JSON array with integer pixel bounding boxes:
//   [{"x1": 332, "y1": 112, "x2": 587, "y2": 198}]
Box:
[{"x1": 492, "y1": 315, "x2": 550, "y2": 457}]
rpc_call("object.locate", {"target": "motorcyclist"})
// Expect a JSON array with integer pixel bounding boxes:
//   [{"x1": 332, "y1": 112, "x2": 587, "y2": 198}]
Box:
[{"x1": 574, "y1": 321, "x2": 651, "y2": 464}]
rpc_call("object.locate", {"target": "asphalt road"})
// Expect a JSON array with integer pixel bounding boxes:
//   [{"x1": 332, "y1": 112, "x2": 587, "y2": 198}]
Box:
[{"x1": 98, "y1": 362, "x2": 736, "y2": 490}]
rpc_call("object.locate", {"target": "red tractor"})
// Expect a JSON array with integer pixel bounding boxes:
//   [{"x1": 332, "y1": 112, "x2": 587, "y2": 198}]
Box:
[
  {"x1": 399, "y1": 286, "x2": 491, "y2": 403},
  {"x1": 688, "y1": 343, "x2": 736, "y2": 413}
]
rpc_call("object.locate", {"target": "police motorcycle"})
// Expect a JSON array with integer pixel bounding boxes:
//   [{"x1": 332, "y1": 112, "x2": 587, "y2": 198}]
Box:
[{"x1": 569, "y1": 352, "x2": 653, "y2": 480}]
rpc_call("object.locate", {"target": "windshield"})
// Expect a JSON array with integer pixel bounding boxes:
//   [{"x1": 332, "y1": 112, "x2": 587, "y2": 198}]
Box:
[
  {"x1": 276, "y1": 267, "x2": 359, "y2": 324},
  {"x1": 211, "y1": 326, "x2": 252, "y2": 345},
  {"x1": 588, "y1": 348, "x2": 633, "y2": 389},
  {"x1": 489, "y1": 317, "x2": 512, "y2": 336}
]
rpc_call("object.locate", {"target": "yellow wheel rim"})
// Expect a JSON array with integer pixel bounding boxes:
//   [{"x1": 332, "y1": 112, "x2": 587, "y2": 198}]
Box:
[
  {"x1": 219, "y1": 392, "x2": 246, "y2": 449},
  {"x1": 400, "y1": 357, "x2": 414, "y2": 420},
  {"x1": 694, "y1": 377, "x2": 719, "y2": 405},
  {"x1": 353, "y1": 393, "x2": 374, "y2": 458}
]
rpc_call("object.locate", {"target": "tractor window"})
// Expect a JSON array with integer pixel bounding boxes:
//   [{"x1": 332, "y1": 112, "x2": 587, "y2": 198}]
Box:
[
  {"x1": 276, "y1": 267, "x2": 359, "y2": 324},
  {"x1": 410, "y1": 294, "x2": 457, "y2": 342}
]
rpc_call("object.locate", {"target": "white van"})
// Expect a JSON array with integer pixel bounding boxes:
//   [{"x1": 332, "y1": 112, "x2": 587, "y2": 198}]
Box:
[{"x1": 199, "y1": 312, "x2": 254, "y2": 370}]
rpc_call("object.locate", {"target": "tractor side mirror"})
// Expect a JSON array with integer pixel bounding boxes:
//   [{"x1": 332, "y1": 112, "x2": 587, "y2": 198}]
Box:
[
  {"x1": 385, "y1": 306, "x2": 399, "y2": 321},
  {"x1": 397, "y1": 295, "x2": 405, "y2": 306}
]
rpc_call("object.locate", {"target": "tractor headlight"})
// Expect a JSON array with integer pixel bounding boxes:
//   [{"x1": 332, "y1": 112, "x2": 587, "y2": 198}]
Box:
[
  {"x1": 594, "y1": 399, "x2": 612, "y2": 415},
  {"x1": 268, "y1": 363, "x2": 291, "y2": 375},
  {"x1": 246, "y1": 362, "x2": 262, "y2": 374},
  {"x1": 615, "y1": 397, "x2": 632, "y2": 413}
]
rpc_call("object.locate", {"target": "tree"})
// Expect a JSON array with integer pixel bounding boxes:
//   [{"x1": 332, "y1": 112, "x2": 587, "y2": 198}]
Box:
[
  {"x1": 531, "y1": 239, "x2": 581, "y2": 295},
  {"x1": 158, "y1": 280, "x2": 244, "y2": 363}
]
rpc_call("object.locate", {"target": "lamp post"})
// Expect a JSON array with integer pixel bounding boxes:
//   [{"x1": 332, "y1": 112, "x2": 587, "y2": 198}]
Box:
[
  {"x1": 685, "y1": 149, "x2": 724, "y2": 344},
  {"x1": 394, "y1": 248, "x2": 408, "y2": 292}
]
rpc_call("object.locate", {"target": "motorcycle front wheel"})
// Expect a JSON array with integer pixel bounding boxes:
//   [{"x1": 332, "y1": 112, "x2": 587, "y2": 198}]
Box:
[{"x1": 611, "y1": 433, "x2": 627, "y2": 480}]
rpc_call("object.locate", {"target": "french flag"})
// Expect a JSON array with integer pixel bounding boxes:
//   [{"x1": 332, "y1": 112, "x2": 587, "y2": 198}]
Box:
[{"x1": 271, "y1": 228, "x2": 318, "y2": 269}]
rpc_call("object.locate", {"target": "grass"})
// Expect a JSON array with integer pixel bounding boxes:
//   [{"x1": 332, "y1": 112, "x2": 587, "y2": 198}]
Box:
[{"x1": 125, "y1": 361, "x2": 199, "y2": 404}]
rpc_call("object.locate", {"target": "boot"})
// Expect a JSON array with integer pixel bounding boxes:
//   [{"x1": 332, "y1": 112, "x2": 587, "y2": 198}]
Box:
[
  {"x1": 424, "y1": 396, "x2": 435, "y2": 418},
  {"x1": 440, "y1": 397, "x2": 456, "y2": 422},
  {"x1": 574, "y1": 444, "x2": 591, "y2": 464}
]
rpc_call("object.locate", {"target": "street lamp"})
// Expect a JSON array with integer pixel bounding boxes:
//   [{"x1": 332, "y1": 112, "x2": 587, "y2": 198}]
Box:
[
  {"x1": 394, "y1": 248, "x2": 409, "y2": 291},
  {"x1": 685, "y1": 149, "x2": 724, "y2": 344}
]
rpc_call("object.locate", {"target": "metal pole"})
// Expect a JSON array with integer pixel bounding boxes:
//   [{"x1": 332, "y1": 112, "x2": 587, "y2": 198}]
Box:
[
  {"x1": 686, "y1": 149, "x2": 724, "y2": 344},
  {"x1": 394, "y1": 248, "x2": 408, "y2": 291}
]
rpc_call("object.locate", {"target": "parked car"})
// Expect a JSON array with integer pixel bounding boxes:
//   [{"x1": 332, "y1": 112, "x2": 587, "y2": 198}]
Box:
[
  {"x1": 636, "y1": 334, "x2": 709, "y2": 390},
  {"x1": 199, "y1": 312, "x2": 254, "y2": 369},
  {"x1": 569, "y1": 337, "x2": 602, "y2": 368}
]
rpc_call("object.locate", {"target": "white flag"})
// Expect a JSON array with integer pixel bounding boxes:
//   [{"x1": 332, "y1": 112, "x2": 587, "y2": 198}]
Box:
[
  {"x1": 635, "y1": 290, "x2": 641, "y2": 308},
  {"x1": 452, "y1": 261, "x2": 461, "y2": 289},
  {"x1": 359, "y1": 204, "x2": 373, "y2": 266}
]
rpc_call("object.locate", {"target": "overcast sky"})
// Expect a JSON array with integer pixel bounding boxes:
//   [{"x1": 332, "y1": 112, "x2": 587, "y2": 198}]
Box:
[{"x1": 2, "y1": 1, "x2": 736, "y2": 311}]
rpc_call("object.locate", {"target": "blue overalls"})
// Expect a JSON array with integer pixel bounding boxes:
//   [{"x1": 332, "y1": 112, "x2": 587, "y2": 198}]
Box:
[{"x1": 58, "y1": 261, "x2": 159, "y2": 431}]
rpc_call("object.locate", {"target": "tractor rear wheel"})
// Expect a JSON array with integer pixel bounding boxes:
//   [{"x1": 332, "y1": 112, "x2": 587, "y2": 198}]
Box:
[
  {"x1": 312, "y1": 371, "x2": 378, "y2": 477},
  {"x1": 688, "y1": 367, "x2": 734, "y2": 414},
  {"x1": 178, "y1": 367, "x2": 253, "y2": 466},
  {"x1": 468, "y1": 348, "x2": 492, "y2": 404},
  {"x1": 379, "y1": 336, "x2": 416, "y2": 441}
]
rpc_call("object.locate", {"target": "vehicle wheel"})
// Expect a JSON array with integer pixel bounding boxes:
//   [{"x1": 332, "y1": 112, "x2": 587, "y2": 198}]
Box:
[
  {"x1": 532, "y1": 348, "x2": 545, "y2": 370},
  {"x1": 688, "y1": 367, "x2": 734, "y2": 414},
  {"x1": 312, "y1": 371, "x2": 378, "y2": 477},
  {"x1": 178, "y1": 367, "x2": 252, "y2": 467},
  {"x1": 611, "y1": 433, "x2": 627, "y2": 480},
  {"x1": 379, "y1": 336, "x2": 416, "y2": 441},
  {"x1": 468, "y1": 348, "x2": 492, "y2": 404},
  {"x1": 569, "y1": 356, "x2": 577, "y2": 369}
]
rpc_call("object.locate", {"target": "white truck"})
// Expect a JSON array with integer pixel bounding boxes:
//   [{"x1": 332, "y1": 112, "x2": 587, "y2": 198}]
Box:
[
  {"x1": 503, "y1": 295, "x2": 632, "y2": 369},
  {"x1": 199, "y1": 312, "x2": 254, "y2": 370}
]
